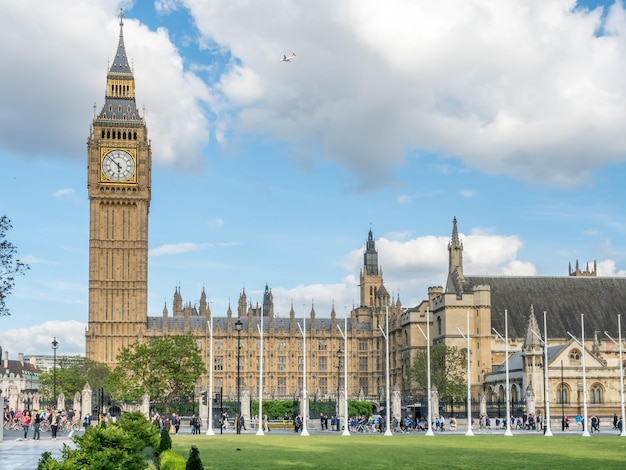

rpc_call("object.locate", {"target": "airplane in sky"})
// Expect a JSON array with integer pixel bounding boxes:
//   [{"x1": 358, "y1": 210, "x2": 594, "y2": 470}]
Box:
[{"x1": 280, "y1": 53, "x2": 296, "y2": 62}]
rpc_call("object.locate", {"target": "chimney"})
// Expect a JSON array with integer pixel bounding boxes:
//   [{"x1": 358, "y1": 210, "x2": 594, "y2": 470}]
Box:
[
  {"x1": 29, "y1": 356, "x2": 37, "y2": 367},
  {"x1": 3, "y1": 350, "x2": 8, "y2": 369},
  {"x1": 18, "y1": 352, "x2": 24, "y2": 365}
]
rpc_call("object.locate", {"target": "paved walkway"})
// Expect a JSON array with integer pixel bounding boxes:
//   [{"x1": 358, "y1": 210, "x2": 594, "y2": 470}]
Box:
[{"x1": 0, "y1": 431, "x2": 75, "y2": 470}]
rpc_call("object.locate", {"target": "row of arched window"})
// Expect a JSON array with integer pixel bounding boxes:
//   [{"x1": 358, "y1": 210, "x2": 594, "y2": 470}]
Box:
[
  {"x1": 110, "y1": 84, "x2": 132, "y2": 97},
  {"x1": 486, "y1": 383, "x2": 605, "y2": 404},
  {"x1": 101, "y1": 129, "x2": 138, "y2": 140}
]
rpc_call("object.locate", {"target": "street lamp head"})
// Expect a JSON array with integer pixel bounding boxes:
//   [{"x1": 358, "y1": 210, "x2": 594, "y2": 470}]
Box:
[
  {"x1": 235, "y1": 319, "x2": 243, "y2": 331},
  {"x1": 337, "y1": 347, "x2": 342, "y2": 358},
  {"x1": 52, "y1": 337, "x2": 59, "y2": 350}
]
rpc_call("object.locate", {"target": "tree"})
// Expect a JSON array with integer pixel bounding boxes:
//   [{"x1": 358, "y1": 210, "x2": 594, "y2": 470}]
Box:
[
  {"x1": 158, "y1": 425, "x2": 172, "y2": 454},
  {"x1": 186, "y1": 445, "x2": 204, "y2": 470},
  {"x1": 407, "y1": 343, "x2": 466, "y2": 402},
  {"x1": 38, "y1": 358, "x2": 111, "y2": 400},
  {"x1": 108, "y1": 335, "x2": 205, "y2": 414},
  {"x1": 0, "y1": 215, "x2": 29, "y2": 317}
]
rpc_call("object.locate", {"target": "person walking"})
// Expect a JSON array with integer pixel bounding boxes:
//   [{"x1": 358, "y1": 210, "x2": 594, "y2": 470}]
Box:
[
  {"x1": 22, "y1": 410, "x2": 31, "y2": 440},
  {"x1": 50, "y1": 410, "x2": 60, "y2": 440},
  {"x1": 32, "y1": 412, "x2": 41, "y2": 440}
]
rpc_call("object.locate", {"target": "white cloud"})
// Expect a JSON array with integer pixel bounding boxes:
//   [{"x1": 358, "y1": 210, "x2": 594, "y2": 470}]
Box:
[
  {"x1": 184, "y1": 0, "x2": 626, "y2": 187},
  {"x1": 149, "y1": 241, "x2": 238, "y2": 256},
  {"x1": 0, "y1": 321, "x2": 86, "y2": 356},
  {"x1": 207, "y1": 218, "x2": 225, "y2": 229},
  {"x1": 54, "y1": 188, "x2": 75, "y2": 198},
  {"x1": 596, "y1": 259, "x2": 626, "y2": 276},
  {"x1": 4, "y1": 1, "x2": 626, "y2": 188},
  {"x1": 0, "y1": 1, "x2": 210, "y2": 171}
]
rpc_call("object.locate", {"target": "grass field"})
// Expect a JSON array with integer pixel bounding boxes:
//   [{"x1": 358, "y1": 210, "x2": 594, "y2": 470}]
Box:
[{"x1": 171, "y1": 433, "x2": 626, "y2": 469}]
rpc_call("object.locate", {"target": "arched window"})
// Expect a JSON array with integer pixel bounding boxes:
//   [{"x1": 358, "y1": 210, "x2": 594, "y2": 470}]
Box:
[
  {"x1": 590, "y1": 384, "x2": 603, "y2": 404},
  {"x1": 557, "y1": 383, "x2": 570, "y2": 404},
  {"x1": 510, "y1": 384, "x2": 519, "y2": 402},
  {"x1": 437, "y1": 317, "x2": 442, "y2": 336},
  {"x1": 569, "y1": 349, "x2": 581, "y2": 364}
]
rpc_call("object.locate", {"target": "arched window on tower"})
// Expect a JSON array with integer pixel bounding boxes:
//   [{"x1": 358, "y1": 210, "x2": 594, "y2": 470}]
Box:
[
  {"x1": 437, "y1": 316, "x2": 442, "y2": 336},
  {"x1": 590, "y1": 384, "x2": 603, "y2": 404},
  {"x1": 557, "y1": 383, "x2": 570, "y2": 404},
  {"x1": 569, "y1": 349, "x2": 581, "y2": 365},
  {"x1": 510, "y1": 384, "x2": 519, "y2": 402}
]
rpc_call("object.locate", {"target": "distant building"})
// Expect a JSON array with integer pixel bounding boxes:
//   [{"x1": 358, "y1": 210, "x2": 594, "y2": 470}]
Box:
[{"x1": 0, "y1": 347, "x2": 41, "y2": 411}]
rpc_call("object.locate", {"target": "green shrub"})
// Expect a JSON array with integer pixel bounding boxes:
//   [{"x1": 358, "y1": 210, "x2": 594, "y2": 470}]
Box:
[
  {"x1": 159, "y1": 426, "x2": 173, "y2": 453},
  {"x1": 185, "y1": 445, "x2": 204, "y2": 470},
  {"x1": 37, "y1": 412, "x2": 159, "y2": 469},
  {"x1": 160, "y1": 449, "x2": 186, "y2": 470}
]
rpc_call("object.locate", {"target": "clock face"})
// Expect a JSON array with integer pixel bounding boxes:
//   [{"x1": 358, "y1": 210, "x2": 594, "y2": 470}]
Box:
[{"x1": 102, "y1": 149, "x2": 135, "y2": 182}]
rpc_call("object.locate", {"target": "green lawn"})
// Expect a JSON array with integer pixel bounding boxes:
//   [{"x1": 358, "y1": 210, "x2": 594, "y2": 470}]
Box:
[{"x1": 171, "y1": 433, "x2": 626, "y2": 469}]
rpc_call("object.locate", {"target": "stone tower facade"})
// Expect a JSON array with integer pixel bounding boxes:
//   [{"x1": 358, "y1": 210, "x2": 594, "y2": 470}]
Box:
[{"x1": 85, "y1": 16, "x2": 151, "y2": 367}]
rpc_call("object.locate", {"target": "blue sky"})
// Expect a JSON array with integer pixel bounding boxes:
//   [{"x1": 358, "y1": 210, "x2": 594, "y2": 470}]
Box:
[{"x1": 2, "y1": 0, "x2": 626, "y2": 356}]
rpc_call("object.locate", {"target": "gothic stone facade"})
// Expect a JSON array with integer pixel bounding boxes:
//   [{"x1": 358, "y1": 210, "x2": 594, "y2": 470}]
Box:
[{"x1": 86, "y1": 20, "x2": 625, "y2": 418}]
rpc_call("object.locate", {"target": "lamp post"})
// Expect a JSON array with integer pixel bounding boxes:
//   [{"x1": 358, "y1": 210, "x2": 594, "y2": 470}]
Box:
[
  {"x1": 52, "y1": 337, "x2": 58, "y2": 408},
  {"x1": 457, "y1": 309, "x2": 473, "y2": 436},
  {"x1": 567, "y1": 313, "x2": 589, "y2": 437},
  {"x1": 337, "y1": 310, "x2": 350, "y2": 436},
  {"x1": 257, "y1": 319, "x2": 265, "y2": 436},
  {"x1": 492, "y1": 308, "x2": 512, "y2": 436},
  {"x1": 604, "y1": 314, "x2": 626, "y2": 437},
  {"x1": 561, "y1": 360, "x2": 565, "y2": 431},
  {"x1": 530, "y1": 312, "x2": 552, "y2": 436},
  {"x1": 378, "y1": 306, "x2": 392, "y2": 436},
  {"x1": 336, "y1": 346, "x2": 342, "y2": 426},
  {"x1": 417, "y1": 308, "x2": 434, "y2": 436},
  {"x1": 206, "y1": 318, "x2": 215, "y2": 435},
  {"x1": 235, "y1": 319, "x2": 243, "y2": 434},
  {"x1": 297, "y1": 318, "x2": 310, "y2": 436}
]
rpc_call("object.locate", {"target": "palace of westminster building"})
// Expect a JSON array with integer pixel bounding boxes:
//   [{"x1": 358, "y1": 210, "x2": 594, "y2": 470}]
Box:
[{"x1": 85, "y1": 17, "x2": 626, "y2": 418}]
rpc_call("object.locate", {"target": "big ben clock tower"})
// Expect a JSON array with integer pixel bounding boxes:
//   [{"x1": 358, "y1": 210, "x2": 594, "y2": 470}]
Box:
[{"x1": 86, "y1": 14, "x2": 151, "y2": 367}]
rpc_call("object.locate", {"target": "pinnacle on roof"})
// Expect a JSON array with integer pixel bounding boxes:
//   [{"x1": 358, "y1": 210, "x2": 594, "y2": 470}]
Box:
[
  {"x1": 523, "y1": 305, "x2": 543, "y2": 348},
  {"x1": 109, "y1": 10, "x2": 132, "y2": 77},
  {"x1": 450, "y1": 216, "x2": 462, "y2": 249}
]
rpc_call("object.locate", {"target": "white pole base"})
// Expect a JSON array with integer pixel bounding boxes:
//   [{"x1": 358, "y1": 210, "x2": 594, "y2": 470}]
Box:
[
  {"x1": 425, "y1": 428, "x2": 434, "y2": 436},
  {"x1": 341, "y1": 429, "x2": 350, "y2": 436},
  {"x1": 503, "y1": 429, "x2": 513, "y2": 436},
  {"x1": 384, "y1": 429, "x2": 393, "y2": 436},
  {"x1": 205, "y1": 428, "x2": 215, "y2": 435},
  {"x1": 465, "y1": 428, "x2": 474, "y2": 436},
  {"x1": 301, "y1": 428, "x2": 310, "y2": 436},
  {"x1": 544, "y1": 428, "x2": 553, "y2": 437},
  {"x1": 621, "y1": 430, "x2": 626, "y2": 437},
  {"x1": 582, "y1": 430, "x2": 591, "y2": 437},
  {"x1": 256, "y1": 429, "x2": 264, "y2": 436}
]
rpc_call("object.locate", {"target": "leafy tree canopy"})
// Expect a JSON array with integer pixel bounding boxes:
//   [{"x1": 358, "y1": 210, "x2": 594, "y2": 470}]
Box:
[
  {"x1": 407, "y1": 343, "x2": 467, "y2": 402},
  {"x1": 38, "y1": 358, "x2": 111, "y2": 401},
  {"x1": 0, "y1": 215, "x2": 29, "y2": 317},
  {"x1": 108, "y1": 335, "x2": 205, "y2": 413}
]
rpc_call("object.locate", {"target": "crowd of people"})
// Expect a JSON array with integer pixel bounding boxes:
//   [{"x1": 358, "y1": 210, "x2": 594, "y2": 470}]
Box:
[{"x1": 3, "y1": 407, "x2": 83, "y2": 440}]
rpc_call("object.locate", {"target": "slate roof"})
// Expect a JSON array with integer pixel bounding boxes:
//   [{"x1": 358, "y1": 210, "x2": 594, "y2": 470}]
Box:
[
  {"x1": 492, "y1": 345, "x2": 565, "y2": 373},
  {"x1": 463, "y1": 276, "x2": 626, "y2": 340}
]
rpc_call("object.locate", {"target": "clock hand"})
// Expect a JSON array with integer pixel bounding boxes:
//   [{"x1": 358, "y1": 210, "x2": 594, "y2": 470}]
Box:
[{"x1": 107, "y1": 154, "x2": 122, "y2": 170}]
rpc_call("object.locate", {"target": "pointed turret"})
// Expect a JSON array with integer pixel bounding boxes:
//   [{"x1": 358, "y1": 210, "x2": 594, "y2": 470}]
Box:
[
  {"x1": 360, "y1": 227, "x2": 384, "y2": 307},
  {"x1": 364, "y1": 228, "x2": 379, "y2": 276},
  {"x1": 263, "y1": 284, "x2": 272, "y2": 317},
  {"x1": 523, "y1": 305, "x2": 542, "y2": 349},
  {"x1": 94, "y1": 12, "x2": 143, "y2": 125},
  {"x1": 446, "y1": 217, "x2": 465, "y2": 296}
]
